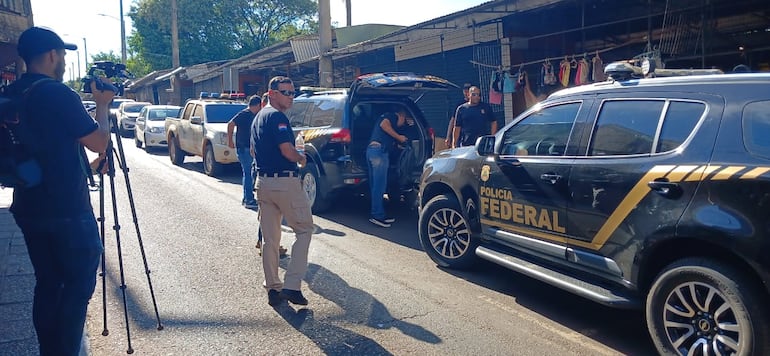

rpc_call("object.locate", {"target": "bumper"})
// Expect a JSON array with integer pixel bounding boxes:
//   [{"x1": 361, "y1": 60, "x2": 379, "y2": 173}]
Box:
[
  {"x1": 212, "y1": 143, "x2": 238, "y2": 164},
  {"x1": 144, "y1": 131, "x2": 168, "y2": 147}
]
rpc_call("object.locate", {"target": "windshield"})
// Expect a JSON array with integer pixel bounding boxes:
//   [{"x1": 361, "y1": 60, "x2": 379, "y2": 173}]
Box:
[
  {"x1": 110, "y1": 100, "x2": 131, "y2": 109},
  {"x1": 147, "y1": 108, "x2": 181, "y2": 121},
  {"x1": 205, "y1": 104, "x2": 246, "y2": 123},
  {"x1": 123, "y1": 104, "x2": 148, "y2": 113}
]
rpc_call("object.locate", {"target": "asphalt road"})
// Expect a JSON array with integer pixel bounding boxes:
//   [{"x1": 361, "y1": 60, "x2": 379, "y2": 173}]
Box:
[{"x1": 83, "y1": 137, "x2": 657, "y2": 355}]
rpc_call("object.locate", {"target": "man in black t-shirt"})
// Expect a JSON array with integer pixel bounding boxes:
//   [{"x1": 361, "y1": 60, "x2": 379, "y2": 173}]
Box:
[
  {"x1": 452, "y1": 86, "x2": 498, "y2": 148},
  {"x1": 251, "y1": 76, "x2": 314, "y2": 307},
  {"x1": 444, "y1": 82, "x2": 471, "y2": 148},
  {"x1": 227, "y1": 95, "x2": 261, "y2": 208},
  {"x1": 11, "y1": 27, "x2": 115, "y2": 355}
]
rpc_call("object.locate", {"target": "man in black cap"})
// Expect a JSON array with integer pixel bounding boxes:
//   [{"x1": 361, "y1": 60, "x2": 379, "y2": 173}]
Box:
[
  {"x1": 11, "y1": 26, "x2": 114, "y2": 356},
  {"x1": 444, "y1": 83, "x2": 472, "y2": 148}
]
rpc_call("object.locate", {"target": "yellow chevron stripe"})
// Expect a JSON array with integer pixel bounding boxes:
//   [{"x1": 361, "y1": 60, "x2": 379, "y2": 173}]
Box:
[
  {"x1": 683, "y1": 165, "x2": 708, "y2": 182},
  {"x1": 741, "y1": 167, "x2": 770, "y2": 179},
  {"x1": 710, "y1": 166, "x2": 745, "y2": 180},
  {"x1": 587, "y1": 165, "x2": 676, "y2": 250},
  {"x1": 665, "y1": 165, "x2": 699, "y2": 182}
]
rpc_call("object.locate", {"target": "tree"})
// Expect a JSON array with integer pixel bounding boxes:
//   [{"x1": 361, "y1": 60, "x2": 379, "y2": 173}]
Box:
[{"x1": 127, "y1": 0, "x2": 318, "y2": 71}]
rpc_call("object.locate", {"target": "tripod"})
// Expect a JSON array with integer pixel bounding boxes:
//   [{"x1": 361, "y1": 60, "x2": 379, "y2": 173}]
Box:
[{"x1": 91, "y1": 115, "x2": 163, "y2": 354}]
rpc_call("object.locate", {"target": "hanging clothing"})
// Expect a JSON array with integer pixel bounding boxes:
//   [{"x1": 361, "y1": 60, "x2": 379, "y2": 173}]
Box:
[
  {"x1": 559, "y1": 58, "x2": 571, "y2": 87},
  {"x1": 542, "y1": 61, "x2": 557, "y2": 86},
  {"x1": 576, "y1": 58, "x2": 590, "y2": 85},
  {"x1": 592, "y1": 54, "x2": 605, "y2": 82},
  {"x1": 502, "y1": 71, "x2": 516, "y2": 93}
]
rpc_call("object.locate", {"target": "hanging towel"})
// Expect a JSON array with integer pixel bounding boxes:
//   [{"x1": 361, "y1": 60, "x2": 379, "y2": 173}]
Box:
[
  {"x1": 592, "y1": 55, "x2": 605, "y2": 82},
  {"x1": 503, "y1": 71, "x2": 516, "y2": 93},
  {"x1": 489, "y1": 86, "x2": 503, "y2": 105},
  {"x1": 559, "y1": 58, "x2": 571, "y2": 87}
]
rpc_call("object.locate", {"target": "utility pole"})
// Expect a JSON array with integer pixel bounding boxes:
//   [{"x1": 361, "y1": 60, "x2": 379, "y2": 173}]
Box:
[
  {"x1": 119, "y1": 0, "x2": 127, "y2": 64},
  {"x1": 171, "y1": 0, "x2": 180, "y2": 68},
  {"x1": 83, "y1": 38, "x2": 88, "y2": 71},
  {"x1": 346, "y1": 0, "x2": 352, "y2": 27},
  {"x1": 318, "y1": 0, "x2": 333, "y2": 86}
]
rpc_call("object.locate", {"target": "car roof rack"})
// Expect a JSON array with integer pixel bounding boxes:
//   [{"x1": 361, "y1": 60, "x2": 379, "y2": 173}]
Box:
[
  {"x1": 604, "y1": 60, "x2": 723, "y2": 81},
  {"x1": 298, "y1": 86, "x2": 347, "y2": 95}
]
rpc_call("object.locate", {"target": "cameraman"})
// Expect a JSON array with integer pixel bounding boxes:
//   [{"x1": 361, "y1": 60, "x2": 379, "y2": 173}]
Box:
[{"x1": 12, "y1": 27, "x2": 114, "y2": 356}]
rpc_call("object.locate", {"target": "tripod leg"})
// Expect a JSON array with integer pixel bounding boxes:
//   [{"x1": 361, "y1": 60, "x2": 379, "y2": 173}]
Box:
[
  {"x1": 110, "y1": 127, "x2": 164, "y2": 331},
  {"x1": 98, "y1": 172, "x2": 109, "y2": 336},
  {"x1": 105, "y1": 144, "x2": 134, "y2": 354}
]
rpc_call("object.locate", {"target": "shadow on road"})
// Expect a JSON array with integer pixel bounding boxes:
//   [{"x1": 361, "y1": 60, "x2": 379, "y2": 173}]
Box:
[
  {"x1": 272, "y1": 262, "x2": 440, "y2": 355},
  {"x1": 437, "y1": 259, "x2": 656, "y2": 354}
]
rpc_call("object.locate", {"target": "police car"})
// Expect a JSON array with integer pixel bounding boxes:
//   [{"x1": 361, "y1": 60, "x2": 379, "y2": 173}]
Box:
[{"x1": 417, "y1": 62, "x2": 770, "y2": 355}]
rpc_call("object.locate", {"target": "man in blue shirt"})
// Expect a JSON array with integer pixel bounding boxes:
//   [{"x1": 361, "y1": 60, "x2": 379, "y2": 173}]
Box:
[
  {"x1": 366, "y1": 107, "x2": 408, "y2": 228},
  {"x1": 251, "y1": 76, "x2": 314, "y2": 307},
  {"x1": 227, "y1": 95, "x2": 261, "y2": 208},
  {"x1": 452, "y1": 86, "x2": 498, "y2": 148},
  {"x1": 12, "y1": 27, "x2": 114, "y2": 355}
]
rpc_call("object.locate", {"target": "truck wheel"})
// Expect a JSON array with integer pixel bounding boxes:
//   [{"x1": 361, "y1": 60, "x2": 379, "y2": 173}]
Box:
[
  {"x1": 418, "y1": 194, "x2": 478, "y2": 269},
  {"x1": 169, "y1": 135, "x2": 185, "y2": 166},
  {"x1": 646, "y1": 258, "x2": 770, "y2": 356},
  {"x1": 135, "y1": 134, "x2": 142, "y2": 148},
  {"x1": 203, "y1": 144, "x2": 221, "y2": 177},
  {"x1": 300, "y1": 162, "x2": 331, "y2": 213}
]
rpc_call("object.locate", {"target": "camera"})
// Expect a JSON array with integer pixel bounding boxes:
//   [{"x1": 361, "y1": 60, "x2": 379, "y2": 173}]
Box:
[{"x1": 81, "y1": 61, "x2": 133, "y2": 96}]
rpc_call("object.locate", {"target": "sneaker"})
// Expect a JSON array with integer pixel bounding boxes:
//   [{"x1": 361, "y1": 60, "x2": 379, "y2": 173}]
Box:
[
  {"x1": 279, "y1": 289, "x2": 308, "y2": 305},
  {"x1": 279, "y1": 246, "x2": 288, "y2": 258},
  {"x1": 384, "y1": 217, "x2": 396, "y2": 224},
  {"x1": 267, "y1": 289, "x2": 282, "y2": 307},
  {"x1": 369, "y1": 217, "x2": 391, "y2": 228},
  {"x1": 244, "y1": 201, "x2": 258, "y2": 209}
]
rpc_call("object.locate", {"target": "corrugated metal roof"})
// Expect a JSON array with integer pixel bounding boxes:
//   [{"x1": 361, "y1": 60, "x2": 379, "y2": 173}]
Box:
[
  {"x1": 290, "y1": 36, "x2": 320, "y2": 63},
  {"x1": 190, "y1": 38, "x2": 305, "y2": 83}
]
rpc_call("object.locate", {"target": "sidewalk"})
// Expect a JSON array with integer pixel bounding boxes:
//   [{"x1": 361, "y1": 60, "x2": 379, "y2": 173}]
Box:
[
  {"x1": 0, "y1": 188, "x2": 37, "y2": 355},
  {"x1": 0, "y1": 189, "x2": 88, "y2": 356}
]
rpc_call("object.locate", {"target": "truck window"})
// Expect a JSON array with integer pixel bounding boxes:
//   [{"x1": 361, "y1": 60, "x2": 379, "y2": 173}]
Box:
[
  {"x1": 182, "y1": 104, "x2": 194, "y2": 120},
  {"x1": 205, "y1": 104, "x2": 247, "y2": 124}
]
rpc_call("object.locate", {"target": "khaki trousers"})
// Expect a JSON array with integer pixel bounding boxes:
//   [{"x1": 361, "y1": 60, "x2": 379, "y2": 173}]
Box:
[{"x1": 256, "y1": 176, "x2": 314, "y2": 291}]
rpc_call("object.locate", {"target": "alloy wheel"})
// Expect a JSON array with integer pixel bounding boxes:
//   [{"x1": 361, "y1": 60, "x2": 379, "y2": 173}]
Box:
[{"x1": 426, "y1": 207, "x2": 471, "y2": 259}]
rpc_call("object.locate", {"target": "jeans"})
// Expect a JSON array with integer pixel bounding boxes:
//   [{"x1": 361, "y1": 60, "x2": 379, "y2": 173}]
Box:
[
  {"x1": 366, "y1": 145, "x2": 389, "y2": 220},
  {"x1": 13, "y1": 212, "x2": 103, "y2": 356},
  {"x1": 236, "y1": 147, "x2": 255, "y2": 204}
]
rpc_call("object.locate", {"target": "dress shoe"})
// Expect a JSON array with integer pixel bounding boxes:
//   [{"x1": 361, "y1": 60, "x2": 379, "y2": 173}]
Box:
[
  {"x1": 279, "y1": 289, "x2": 308, "y2": 305},
  {"x1": 267, "y1": 289, "x2": 282, "y2": 306}
]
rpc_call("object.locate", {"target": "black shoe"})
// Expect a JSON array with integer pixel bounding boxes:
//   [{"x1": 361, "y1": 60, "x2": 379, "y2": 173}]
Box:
[
  {"x1": 267, "y1": 289, "x2": 282, "y2": 306},
  {"x1": 279, "y1": 289, "x2": 308, "y2": 305},
  {"x1": 369, "y1": 217, "x2": 391, "y2": 228},
  {"x1": 384, "y1": 217, "x2": 396, "y2": 224}
]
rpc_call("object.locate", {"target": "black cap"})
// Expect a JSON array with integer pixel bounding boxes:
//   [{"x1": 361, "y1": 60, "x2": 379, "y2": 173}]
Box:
[{"x1": 17, "y1": 27, "x2": 77, "y2": 61}]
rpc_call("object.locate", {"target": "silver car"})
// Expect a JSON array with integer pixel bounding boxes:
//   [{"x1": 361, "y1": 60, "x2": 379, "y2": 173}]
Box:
[
  {"x1": 134, "y1": 105, "x2": 181, "y2": 150},
  {"x1": 116, "y1": 101, "x2": 150, "y2": 137}
]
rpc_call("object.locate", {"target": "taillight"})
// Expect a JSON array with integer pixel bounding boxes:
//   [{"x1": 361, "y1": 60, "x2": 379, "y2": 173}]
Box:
[
  {"x1": 428, "y1": 127, "x2": 435, "y2": 140},
  {"x1": 330, "y1": 128, "x2": 351, "y2": 143}
]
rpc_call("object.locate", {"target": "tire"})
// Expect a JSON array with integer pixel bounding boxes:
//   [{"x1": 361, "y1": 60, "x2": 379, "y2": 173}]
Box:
[
  {"x1": 203, "y1": 144, "x2": 221, "y2": 177},
  {"x1": 135, "y1": 134, "x2": 143, "y2": 148},
  {"x1": 300, "y1": 162, "x2": 332, "y2": 213},
  {"x1": 418, "y1": 194, "x2": 478, "y2": 269},
  {"x1": 646, "y1": 258, "x2": 770, "y2": 356},
  {"x1": 143, "y1": 134, "x2": 151, "y2": 152},
  {"x1": 169, "y1": 135, "x2": 185, "y2": 166}
]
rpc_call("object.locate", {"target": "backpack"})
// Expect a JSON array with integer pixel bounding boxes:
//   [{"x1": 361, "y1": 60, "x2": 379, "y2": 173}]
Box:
[{"x1": 0, "y1": 78, "x2": 54, "y2": 188}]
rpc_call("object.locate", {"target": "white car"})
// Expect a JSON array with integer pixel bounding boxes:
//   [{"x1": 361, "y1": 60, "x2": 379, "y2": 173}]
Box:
[
  {"x1": 116, "y1": 101, "x2": 151, "y2": 137},
  {"x1": 135, "y1": 105, "x2": 181, "y2": 150}
]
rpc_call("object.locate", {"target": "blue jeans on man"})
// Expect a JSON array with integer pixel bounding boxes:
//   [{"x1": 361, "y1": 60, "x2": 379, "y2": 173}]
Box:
[
  {"x1": 236, "y1": 147, "x2": 256, "y2": 205},
  {"x1": 366, "y1": 145, "x2": 389, "y2": 220},
  {"x1": 13, "y1": 212, "x2": 103, "y2": 356}
]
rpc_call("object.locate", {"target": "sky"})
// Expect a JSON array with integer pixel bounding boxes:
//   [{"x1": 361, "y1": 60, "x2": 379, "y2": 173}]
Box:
[{"x1": 29, "y1": 0, "x2": 488, "y2": 80}]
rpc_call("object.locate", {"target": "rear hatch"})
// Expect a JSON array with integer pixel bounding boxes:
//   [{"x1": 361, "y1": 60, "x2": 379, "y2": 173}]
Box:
[{"x1": 349, "y1": 73, "x2": 458, "y2": 190}]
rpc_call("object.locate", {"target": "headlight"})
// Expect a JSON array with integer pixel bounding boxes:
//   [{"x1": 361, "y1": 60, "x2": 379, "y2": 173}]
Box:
[
  {"x1": 148, "y1": 126, "x2": 164, "y2": 133},
  {"x1": 215, "y1": 132, "x2": 228, "y2": 145}
]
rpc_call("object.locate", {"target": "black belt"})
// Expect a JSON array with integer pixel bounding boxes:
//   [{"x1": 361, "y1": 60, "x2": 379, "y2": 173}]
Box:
[{"x1": 258, "y1": 171, "x2": 299, "y2": 178}]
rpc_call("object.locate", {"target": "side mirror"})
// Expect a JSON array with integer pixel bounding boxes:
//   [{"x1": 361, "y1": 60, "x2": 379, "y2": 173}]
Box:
[
  {"x1": 476, "y1": 135, "x2": 496, "y2": 156},
  {"x1": 190, "y1": 116, "x2": 202, "y2": 125}
]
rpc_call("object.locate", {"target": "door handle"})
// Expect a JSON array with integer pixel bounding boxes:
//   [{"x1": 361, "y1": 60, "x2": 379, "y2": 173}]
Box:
[
  {"x1": 540, "y1": 173, "x2": 562, "y2": 184},
  {"x1": 647, "y1": 181, "x2": 682, "y2": 198}
]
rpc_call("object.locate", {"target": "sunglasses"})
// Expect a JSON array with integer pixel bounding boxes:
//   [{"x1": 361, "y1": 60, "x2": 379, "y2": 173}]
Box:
[{"x1": 274, "y1": 89, "x2": 295, "y2": 97}]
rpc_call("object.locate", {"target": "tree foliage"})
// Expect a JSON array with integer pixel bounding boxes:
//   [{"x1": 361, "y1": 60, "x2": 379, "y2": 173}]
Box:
[{"x1": 127, "y1": 0, "x2": 317, "y2": 72}]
